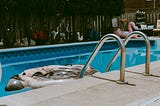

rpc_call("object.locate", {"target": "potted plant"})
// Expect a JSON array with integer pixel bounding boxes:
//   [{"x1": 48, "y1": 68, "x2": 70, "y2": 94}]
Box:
[{"x1": 33, "y1": 31, "x2": 46, "y2": 45}]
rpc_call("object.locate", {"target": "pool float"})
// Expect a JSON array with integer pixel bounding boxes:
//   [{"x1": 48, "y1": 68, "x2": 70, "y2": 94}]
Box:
[{"x1": 5, "y1": 65, "x2": 96, "y2": 91}]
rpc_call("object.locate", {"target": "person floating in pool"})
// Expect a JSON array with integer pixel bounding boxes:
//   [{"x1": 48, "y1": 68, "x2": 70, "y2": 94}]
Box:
[
  {"x1": 114, "y1": 21, "x2": 138, "y2": 38},
  {"x1": 5, "y1": 64, "x2": 96, "y2": 91}
]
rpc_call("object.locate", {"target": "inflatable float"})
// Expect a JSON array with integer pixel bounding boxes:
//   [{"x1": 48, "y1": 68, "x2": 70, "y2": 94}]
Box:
[{"x1": 5, "y1": 64, "x2": 96, "y2": 91}]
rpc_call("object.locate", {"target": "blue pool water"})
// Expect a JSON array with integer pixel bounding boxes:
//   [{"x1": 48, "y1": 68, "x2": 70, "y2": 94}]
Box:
[{"x1": 1, "y1": 45, "x2": 160, "y2": 97}]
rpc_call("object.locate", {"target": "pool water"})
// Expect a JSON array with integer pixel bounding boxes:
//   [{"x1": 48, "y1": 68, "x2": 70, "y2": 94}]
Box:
[{"x1": 1, "y1": 46, "x2": 160, "y2": 97}]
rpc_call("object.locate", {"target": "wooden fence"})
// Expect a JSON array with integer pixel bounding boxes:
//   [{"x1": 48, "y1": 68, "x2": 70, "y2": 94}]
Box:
[{"x1": 1, "y1": 10, "x2": 160, "y2": 48}]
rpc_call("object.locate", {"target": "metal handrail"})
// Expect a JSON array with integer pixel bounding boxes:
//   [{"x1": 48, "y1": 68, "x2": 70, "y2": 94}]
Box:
[
  {"x1": 80, "y1": 34, "x2": 126, "y2": 82},
  {"x1": 106, "y1": 31, "x2": 150, "y2": 75}
]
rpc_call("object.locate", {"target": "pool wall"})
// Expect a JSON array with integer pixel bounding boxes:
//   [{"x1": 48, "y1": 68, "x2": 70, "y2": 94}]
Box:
[{"x1": 0, "y1": 39, "x2": 156, "y2": 65}]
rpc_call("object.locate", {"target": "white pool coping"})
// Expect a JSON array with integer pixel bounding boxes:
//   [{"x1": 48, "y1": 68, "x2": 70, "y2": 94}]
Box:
[{"x1": 1, "y1": 60, "x2": 160, "y2": 106}]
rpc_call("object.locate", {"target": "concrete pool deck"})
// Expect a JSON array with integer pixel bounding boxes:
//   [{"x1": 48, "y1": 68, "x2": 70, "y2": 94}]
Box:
[{"x1": 1, "y1": 60, "x2": 160, "y2": 106}]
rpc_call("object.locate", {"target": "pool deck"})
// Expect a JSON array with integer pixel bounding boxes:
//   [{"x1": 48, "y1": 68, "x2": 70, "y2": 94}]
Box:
[{"x1": 1, "y1": 60, "x2": 160, "y2": 106}]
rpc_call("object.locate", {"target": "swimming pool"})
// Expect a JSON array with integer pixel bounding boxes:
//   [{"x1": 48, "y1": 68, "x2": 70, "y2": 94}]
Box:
[{"x1": 0, "y1": 39, "x2": 159, "y2": 97}]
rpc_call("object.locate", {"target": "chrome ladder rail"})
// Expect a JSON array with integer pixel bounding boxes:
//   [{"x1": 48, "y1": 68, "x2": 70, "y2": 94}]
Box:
[
  {"x1": 106, "y1": 31, "x2": 150, "y2": 75},
  {"x1": 80, "y1": 34, "x2": 126, "y2": 82}
]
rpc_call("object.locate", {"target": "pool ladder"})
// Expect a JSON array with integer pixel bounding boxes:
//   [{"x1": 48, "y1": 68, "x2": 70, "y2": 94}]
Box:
[
  {"x1": 80, "y1": 33, "x2": 126, "y2": 82},
  {"x1": 80, "y1": 31, "x2": 150, "y2": 83}
]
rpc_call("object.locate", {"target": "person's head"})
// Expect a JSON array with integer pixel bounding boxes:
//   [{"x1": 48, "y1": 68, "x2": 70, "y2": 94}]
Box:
[{"x1": 5, "y1": 75, "x2": 24, "y2": 91}]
